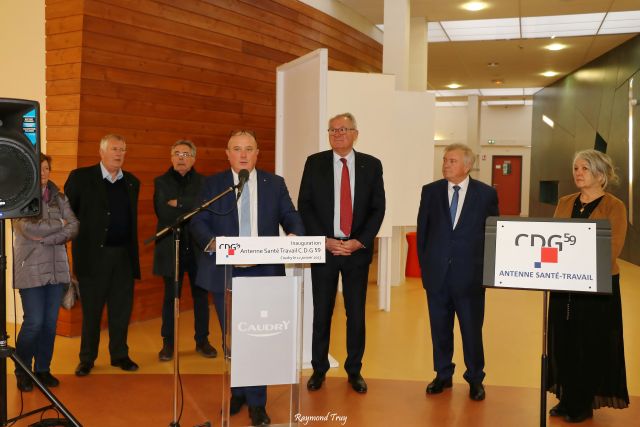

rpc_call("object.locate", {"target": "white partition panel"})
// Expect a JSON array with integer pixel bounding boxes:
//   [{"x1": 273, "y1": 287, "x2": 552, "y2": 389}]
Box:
[
  {"x1": 277, "y1": 50, "x2": 436, "y2": 312},
  {"x1": 276, "y1": 49, "x2": 328, "y2": 202}
]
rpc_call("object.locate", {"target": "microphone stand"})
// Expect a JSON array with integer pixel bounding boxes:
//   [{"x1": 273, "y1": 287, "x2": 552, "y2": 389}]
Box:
[{"x1": 144, "y1": 183, "x2": 239, "y2": 427}]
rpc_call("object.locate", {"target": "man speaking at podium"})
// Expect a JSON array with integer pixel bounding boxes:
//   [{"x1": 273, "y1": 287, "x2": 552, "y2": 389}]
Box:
[
  {"x1": 417, "y1": 143, "x2": 498, "y2": 402},
  {"x1": 191, "y1": 129, "x2": 304, "y2": 426}
]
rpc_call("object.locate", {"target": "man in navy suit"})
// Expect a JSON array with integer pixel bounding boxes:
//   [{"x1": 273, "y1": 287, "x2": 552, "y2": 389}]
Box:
[
  {"x1": 417, "y1": 143, "x2": 498, "y2": 401},
  {"x1": 191, "y1": 130, "x2": 304, "y2": 426},
  {"x1": 298, "y1": 113, "x2": 385, "y2": 394}
]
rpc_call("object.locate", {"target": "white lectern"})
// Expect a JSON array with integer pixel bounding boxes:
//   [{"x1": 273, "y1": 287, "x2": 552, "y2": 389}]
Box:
[{"x1": 216, "y1": 236, "x2": 325, "y2": 427}]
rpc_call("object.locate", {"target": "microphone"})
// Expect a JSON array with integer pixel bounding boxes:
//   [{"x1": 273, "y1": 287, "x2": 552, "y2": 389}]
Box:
[{"x1": 236, "y1": 169, "x2": 249, "y2": 200}]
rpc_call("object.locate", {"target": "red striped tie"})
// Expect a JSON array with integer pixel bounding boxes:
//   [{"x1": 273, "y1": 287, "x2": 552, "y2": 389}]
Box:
[{"x1": 340, "y1": 158, "x2": 352, "y2": 236}]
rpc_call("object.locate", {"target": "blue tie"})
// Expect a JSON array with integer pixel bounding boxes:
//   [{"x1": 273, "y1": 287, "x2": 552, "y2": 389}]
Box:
[
  {"x1": 239, "y1": 181, "x2": 251, "y2": 236},
  {"x1": 450, "y1": 185, "x2": 460, "y2": 226}
]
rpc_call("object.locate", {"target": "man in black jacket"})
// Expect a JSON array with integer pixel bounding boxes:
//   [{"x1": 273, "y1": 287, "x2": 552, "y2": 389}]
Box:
[
  {"x1": 153, "y1": 140, "x2": 216, "y2": 361},
  {"x1": 65, "y1": 134, "x2": 140, "y2": 376}
]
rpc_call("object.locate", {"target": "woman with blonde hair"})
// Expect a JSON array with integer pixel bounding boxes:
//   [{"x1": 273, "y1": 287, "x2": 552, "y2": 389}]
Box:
[{"x1": 547, "y1": 149, "x2": 629, "y2": 423}]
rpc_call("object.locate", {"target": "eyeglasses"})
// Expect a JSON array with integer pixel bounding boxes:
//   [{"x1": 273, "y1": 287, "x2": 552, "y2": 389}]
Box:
[
  {"x1": 328, "y1": 127, "x2": 356, "y2": 135},
  {"x1": 172, "y1": 151, "x2": 194, "y2": 159},
  {"x1": 109, "y1": 147, "x2": 127, "y2": 153}
]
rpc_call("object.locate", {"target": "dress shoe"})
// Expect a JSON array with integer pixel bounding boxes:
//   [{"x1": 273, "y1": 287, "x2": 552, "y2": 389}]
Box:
[
  {"x1": 158, "y1": 342, "x2": 173, "y2": 361},
  {"x1": 426, "y1": 376, "x2": 452, "y2": 394},
  {"x1": 196, "y1": 341, "x2": 218, "y2": 358},
  {"x1": 248, "y1": 405, "x2": 271, "y2": 426},
  {"x1": 229, "y1": 395, "x2": 246, "y2": 415},
  {"x1": 469, "y1": 383, "x2": 486, "y2": 401},
  {"x1": 549, "y1": 402, "x2": 568, "y2": 417},
  {"x1": 75, "y1": 362, "x2": 93, "y2": 377},
  {"x1": 306, "y1": 371, "x2": 326, "y2": 391},
  {"x1": 110, "y1": 357, "x2": 139, "y2": 371},
  {"x1": 16, "y1": 374, "x2": 33, "y2": 392},
  {"x1": 348, "y1": 373, "x2": 368, "y2": 393},
  {"x1": 564, "y1": 408, "x2": 593, "y2": 423},
  {"x1": 36, "y1": 371, "x2": 60, "y2": 388}
]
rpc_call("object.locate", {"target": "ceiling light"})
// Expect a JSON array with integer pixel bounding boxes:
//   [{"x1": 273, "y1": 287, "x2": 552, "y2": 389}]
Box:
[
  {"x1": 522, "y1": 13, "x2": 605, "y2": 38},
  {"x1": 492, "y1": 79, "x2": 504, "y2": 85},
  {"x1": 461, "y1": 1, "x2": 488, "y2": 12},
  {"x1": 440, "y1": 18, "x2": 519, "y2": 41},
  {"x1": 541, "y1": 71, "x2": 559, "y2": 77},
  {"x1": 542, "y1": 115, "x2": 555, "y2": 128},
  {"x1": 487, "y1": 62, "x2": 499, "y2": 67},
  {"x1": 447, "y1": 83, "x2": 462, "y2": 89},
  {"x1": 545, "y1": 43, "x2": 566, "y2": 51}
]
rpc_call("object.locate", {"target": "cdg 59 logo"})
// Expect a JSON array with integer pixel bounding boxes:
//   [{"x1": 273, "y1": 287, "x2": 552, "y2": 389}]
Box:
[
  {"x1": 218, "y1": 242, "x2": 241, "y2": 257},
  {"x1": 514, "y1": 233, "x2": 577, "y2": 268}
]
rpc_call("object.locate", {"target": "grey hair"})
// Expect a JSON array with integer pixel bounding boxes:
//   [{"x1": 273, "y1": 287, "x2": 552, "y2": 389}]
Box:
[
  {"x1": 573, "y1": 149, "x2": 619, "y2": 189},
  {"x1": 444, "y1": 143, "x2": 476, "y2": 169},
  {"x1": 172, "y1": 139, "x2": 196, "y2": 157},
  {"x1": 99, "y1": 134, "x2": 126, "y2": 151},
  {"x1": 328, "y1": 112, "x2": 357, "y2": 130}
]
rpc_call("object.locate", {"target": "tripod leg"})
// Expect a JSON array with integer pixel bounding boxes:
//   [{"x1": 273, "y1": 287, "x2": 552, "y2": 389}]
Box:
[{"x1": 9, "y1": 351, "x2": 83, "y2": 427}]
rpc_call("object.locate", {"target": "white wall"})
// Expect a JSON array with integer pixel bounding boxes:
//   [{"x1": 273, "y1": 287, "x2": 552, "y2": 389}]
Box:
[
  {"x1": 480, "y1": 105, "x2": 533, "y2": 146},
  {"x1": 0, "y1": 1, "x2": 46, "y2": 323},
  {"x1": 434, "y1": 106, "x2": 467, "y2": 143},
  {"x1": 433, "y1": 104, "x2": 532, "y2": 216},
  {"x1": 298, "y1": 0, "x2": 383, "y2": 43}
]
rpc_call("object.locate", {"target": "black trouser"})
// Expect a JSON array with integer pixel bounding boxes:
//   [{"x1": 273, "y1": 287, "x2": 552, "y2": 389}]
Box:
[
  {"x1": 160, "y1": 255, "x2": 210, "y2": 345},
  {"x1": 310, "y1": 253, "x2": 369, "y2": 376},
  {"x1": 78, "y1": 247, "x2": 134, "y2": 363}
]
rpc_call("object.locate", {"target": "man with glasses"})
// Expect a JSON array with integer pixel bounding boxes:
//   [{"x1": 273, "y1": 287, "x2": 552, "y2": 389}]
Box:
[
  {"x1": 298, "y1": 113, "x2": 385, "y2": 394},
  {"x1": 153, "y1": 140, "x2": 216, "y2": 362},
  {"x1": 191, "y1": 130, "x2": 304, "y2": 426},
  {"x1": 65, "y1": 134, "x2": 141, "y2": 376}
]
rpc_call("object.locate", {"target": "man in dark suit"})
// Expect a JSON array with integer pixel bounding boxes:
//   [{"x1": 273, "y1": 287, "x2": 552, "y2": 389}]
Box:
[
  {"x1": 298, "y1": 112, "x2": 385, "y2": 394},
  {"x1": 153, "y1": 139, "x2": 216, "y2": 362},
  {"x1": 191, "y1": 130, "x2": 304, "y2": 426},
  {"x1": 417, "y1": 143, "x2": 498, "y2": 401},
  {"x1": 65, "y1": 134, "x2": 141, "y2": 376}
]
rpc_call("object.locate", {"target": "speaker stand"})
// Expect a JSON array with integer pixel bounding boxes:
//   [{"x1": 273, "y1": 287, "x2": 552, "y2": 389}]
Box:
[{"x1": 0, "y1": 220, "x2": 82, "y2": 427}]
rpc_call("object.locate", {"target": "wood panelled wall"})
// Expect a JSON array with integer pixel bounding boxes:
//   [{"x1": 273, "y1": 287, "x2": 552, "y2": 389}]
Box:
[{"x1": 45, "y1": 0, "x2": 382, "y2": 335}]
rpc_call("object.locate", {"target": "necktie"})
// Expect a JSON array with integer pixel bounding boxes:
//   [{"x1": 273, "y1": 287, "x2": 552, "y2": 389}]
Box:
[
  {"x1": 239, "y1": 180, "x2": 251, "y2": 236},
  {"x1": 339, "y1": 158, "x2": 352, "y2": 236},
  {"x1": 450, "y1": 185, "x2": 460, "y2": 226}
]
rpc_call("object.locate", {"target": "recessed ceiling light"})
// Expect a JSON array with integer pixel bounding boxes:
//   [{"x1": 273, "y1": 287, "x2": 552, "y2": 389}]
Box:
[
  {"x1": 447, "y1": 83, "x2": 462, "y2": 89},
  {"x1": 461, "y1": 1, "x2": 488, "y2": 12},
  {"x1": 541, "y1": 71, "x2": 559, "y2": 77},
  {"x1": 487, "y1": 61, "x2": 499, "y2": 67},
  {"x1": 545, "y1": 43, "x2": 566, "y2": 51},
  {"x1": 492, "y1": 79, "x2": 504, "y2": 85}
]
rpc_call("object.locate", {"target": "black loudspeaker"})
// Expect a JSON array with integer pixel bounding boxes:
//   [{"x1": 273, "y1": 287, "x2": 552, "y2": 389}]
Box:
[{"x1": 0, "y1": 98, "x2": 41, "y2": 219}]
